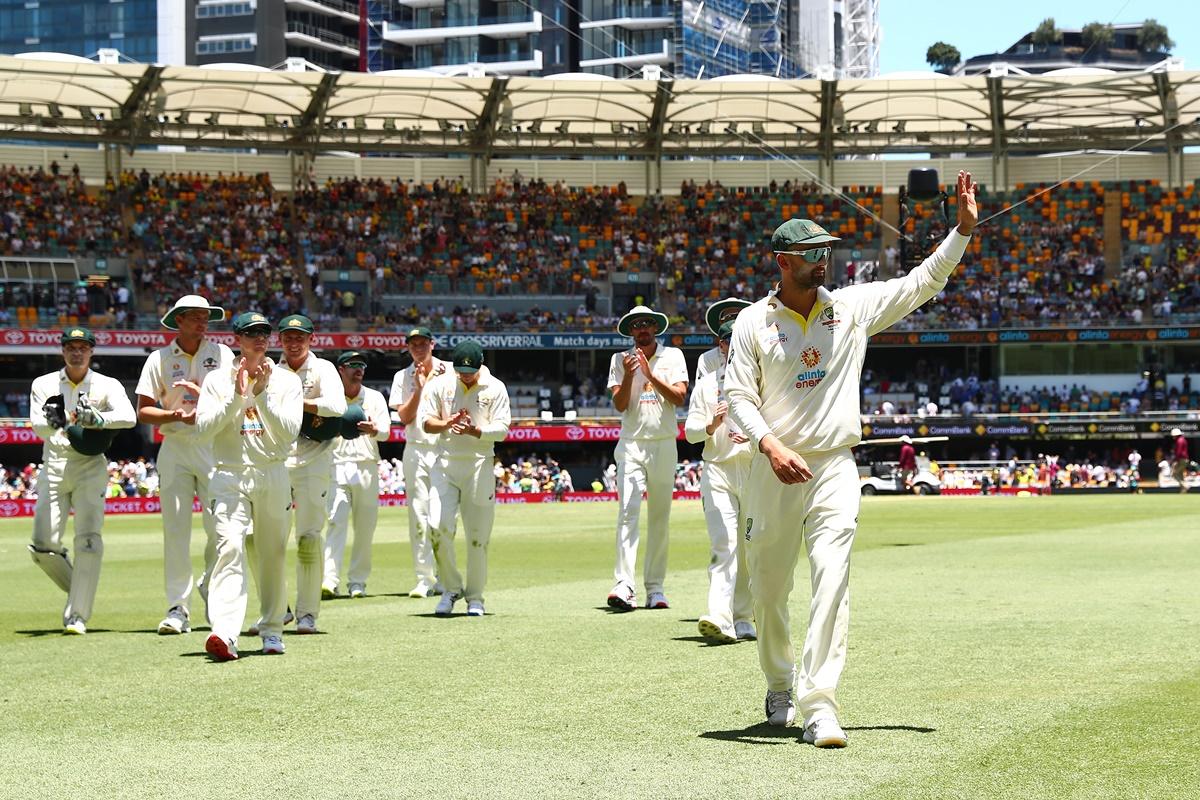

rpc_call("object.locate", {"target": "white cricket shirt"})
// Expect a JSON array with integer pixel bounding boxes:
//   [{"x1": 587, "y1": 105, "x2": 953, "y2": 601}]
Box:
[
  {"x1": 694, "y1": 346, "x2": 725, "y2": 384},
  {"x1": 29, "y1": 368, "x2": 137, "y2": 463},
  {"x1": 607, "y1": 344, "x2": 688, "y2": 441},
  {"x1": 278, "y1": 352, "x2": 347, "y2": 468},
  {"x1": 417, "y1": 366, "x2": 511, "y2": 459},
  {"x1": 726, "y1": 229, "x2": 971, "y2": 455},
  {"x1": 195, "y1": 361, "x2": 303, "y2": 468},
  {"x1": 134, "y1": 338, "x2": 233, "y2": 440},
  {"x1": 331, "y1": 386, "x2": 391, "y2": 464},
  {"x1": 389, "y1": 356, "x2": 451, "y2": 449},
  {"x1": 684, "y1": 366, "x2": 752, "y2": 464}
]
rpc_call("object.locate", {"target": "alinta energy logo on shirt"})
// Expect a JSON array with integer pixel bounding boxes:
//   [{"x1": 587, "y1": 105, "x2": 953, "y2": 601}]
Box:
[{"x1": 795, "y1": 346, "x2": 826, "y2": 389}]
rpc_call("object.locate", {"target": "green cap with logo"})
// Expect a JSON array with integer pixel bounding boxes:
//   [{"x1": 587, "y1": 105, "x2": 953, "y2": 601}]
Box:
[
  {"x1": 336, "y1": 351, "x2": 367, "y2": 368},
  {"x1": 771, "y1": 218, "x2": 841, "y2": 252},
  {"x1": 60, "y1": 327, "x2": 96, "y2": 346},
  {"x1": 717, "y1": 320, "x2": 736, "y2": 341},
  {"x1": 451, "y1": 340, "x2": 485, "y2": 374},
  {"x1": 406, "y1": 326, "x2": 434, "y2": 341},
  {"x1": 279, "y1": 314, "x2": 315, "y2": 335},
  {"x1": 231, "y1": 312, "x2": 273, "y2": 334}
]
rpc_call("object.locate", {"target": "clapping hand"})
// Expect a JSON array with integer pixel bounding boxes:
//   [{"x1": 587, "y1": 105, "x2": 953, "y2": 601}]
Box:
[
  {"x1": 449, "y1": 408, "x2": 480, "y2": 438},
  {"x1": 251, "y1": 358, "x2": 272, "y2": 396}
]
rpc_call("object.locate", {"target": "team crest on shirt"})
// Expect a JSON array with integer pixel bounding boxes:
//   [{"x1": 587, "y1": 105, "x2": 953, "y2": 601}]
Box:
[{"x1": 820, "y1": 306, "x2": 841, "y2": 329}]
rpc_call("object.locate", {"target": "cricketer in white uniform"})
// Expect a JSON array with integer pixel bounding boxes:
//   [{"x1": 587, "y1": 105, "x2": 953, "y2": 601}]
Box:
[
  {"x1": 389, "y1": 326, "x2": 451, "y2": 598},
  {"x1": 684, "y1": 321, "x2": 755, "y2": 644},
  {"x1": 694, "y1": 298, "x2": 751, "y2": 384},
  {"x1": 605, "y1": 305, "x2": 688, "y2": 612},
  {"x1": 726, "y1": 170, "x2": 979, "y2": 748},
  {"x1": 196, "y1": 312, "x2": 303, "y2": 661},
  {"x1": 276, "y1": 314, "x2": 347, "y2": 634},
  {"x1": 135, "y1": 295, "x2": 233, "y2": 635},
  {"x1": 322, "y1": 350, "x2": 391, "y2": 598},
  {"x1": 28, "y1": 327, "x2": 136, "y2": 634},
  {"x1": 418, "y1": 340, "x2": 511, "y2": 617}
]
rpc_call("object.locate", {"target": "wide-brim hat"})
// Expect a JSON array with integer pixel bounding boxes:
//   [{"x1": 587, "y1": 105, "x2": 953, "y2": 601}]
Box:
[
  {"x1": 161, "y1": 295, "x2": 225, "y2": 330},
  {"x1": 705, "y1": 298, "x2": 751, "y2": 336},
  {"x1": 616, "y1": 305, "x2": 668, "y2": 337},
  {"x1": 900, "y1": 435, "x2": 912, "y2": 444},
  {"x1": 1171, "y1": 428, "x2": 1183, "y2": 437}
]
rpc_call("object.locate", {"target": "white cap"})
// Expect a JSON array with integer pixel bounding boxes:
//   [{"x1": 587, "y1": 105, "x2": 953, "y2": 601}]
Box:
[
  {"x1": 161, "y1": 295, "x2": 226, "y2": 330},
  {"x1": 1171, "y1": 428, "x2": 1183, "y2": 437},
  {"x1": 900, "y1": 435, "x2": 912, "y2": 444}
]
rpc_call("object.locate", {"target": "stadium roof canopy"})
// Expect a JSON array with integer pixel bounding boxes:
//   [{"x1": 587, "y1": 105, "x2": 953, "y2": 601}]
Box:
[{"x1": 1, "y1": 55, "x2": 1199, "y2": 160}]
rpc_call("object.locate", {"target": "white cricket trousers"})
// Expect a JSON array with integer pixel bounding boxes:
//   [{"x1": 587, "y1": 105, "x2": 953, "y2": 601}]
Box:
[
  {"x1": 323, "y1": 461, "x2": 380, "y2": 589},
  {"x1": 157, "y1": 436, "x2": 217, "y2": 616},
  {"x1": 428, "y1": 454, "x2": 495, "y2": 603},
  {"x1": 402, "y1": 444, "x2": 438, "y2": 586},
  {"x1": 289, "y1": 455, "x2": 332, "y2": 621},
  {"x1": 612, "y1": 437, "x2": 677, "y2": 595},
  {"x1": 207, "y1": 465, "x2": 290, "y2": 643},
  {"x1": 701, "y1": 456, "x2": 754, "y2": 630},
  {"x1": 31, "y1": 457, "x2": 106, "y2": 625},
  {"x1": 743, "y1": 447, "x2": 859, "y2": 726}
]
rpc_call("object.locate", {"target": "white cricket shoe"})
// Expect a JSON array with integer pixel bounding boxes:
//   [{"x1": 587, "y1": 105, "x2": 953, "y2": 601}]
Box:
[
  {"x1": 205, "y1": 633, "x2": 238, "y2": 662},
  {"x1": 435, "y1": 591, "x2": 461, "y2": 617},
  {"x1": 606, "y1": 582, "x2": 636, "y2": 612},
  {"x1": 296, "y1": 614, "x2": 318, "y2": 635},
  {"x1": 157, "y1": 606, "x2": 191, "y2": 635},
  {"x1": 466, "y1": 600, "x2": 485, "y2": 617},
  {"x1": 734, "y1": 620, "x2": 757, "y2": 641},
  {"x1": 64, "y1": 616, "x2": 87, "y2": 635},
  {"x1": 250, "y1": 606, "x2": 294, "y2": 637},
  {"x1": 407, "y1": 581, "x2": 435, "y2": 598},
  {"x1": 802, "y1": 718, "x2": 848, "y2": 748},
  {"x1": 697, "y1": 615, "x2": 737, "y2": 643},
  {"x1": 349, "y1": 583, "x2": 366, "y2": 598},
  {"x1": 645, "y1": 591, "x2": 669, "y2": 610},
  {"x1": 765, "y1": 690, "x2": 796, "y2": 727},
  {"x1": 261, "y1": 635, "x2": 286, "y2": 655}
]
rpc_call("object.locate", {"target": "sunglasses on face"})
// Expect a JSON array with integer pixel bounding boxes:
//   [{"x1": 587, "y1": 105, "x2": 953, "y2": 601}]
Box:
[
  {"x1": 777, "y1": 246, "x2": 832, "y2": 263},
  {"x1": 239, "y1": 330, "x2": 271, "y2": 340},
  {"x1": 630, "y1": 319, "x2": 658, "y2": 330}
]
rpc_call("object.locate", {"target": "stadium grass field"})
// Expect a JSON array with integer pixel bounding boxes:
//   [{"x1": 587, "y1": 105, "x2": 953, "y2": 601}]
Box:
[{"x1": 1, "y1": 495, "x2": 1198, "y2": 799}]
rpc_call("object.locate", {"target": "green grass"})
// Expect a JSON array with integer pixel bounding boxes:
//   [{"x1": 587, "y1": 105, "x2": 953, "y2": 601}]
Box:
[{"x1": 2, "y1": 495, "x2": 1198, "y2": 799}]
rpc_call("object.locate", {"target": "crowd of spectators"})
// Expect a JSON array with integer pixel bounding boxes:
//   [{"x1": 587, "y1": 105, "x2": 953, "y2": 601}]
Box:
[
  {"x1": 4, "y1": 165, "x2": 1200, "y2": 332},
  {"x1": 493, "y1": 454, "x2": 575, "y2": 494}
]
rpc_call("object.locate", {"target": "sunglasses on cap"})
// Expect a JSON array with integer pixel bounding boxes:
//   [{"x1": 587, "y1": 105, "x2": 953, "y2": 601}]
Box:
[{"x1": 776, "y1": 246, "x2": 832, "y2": 263}]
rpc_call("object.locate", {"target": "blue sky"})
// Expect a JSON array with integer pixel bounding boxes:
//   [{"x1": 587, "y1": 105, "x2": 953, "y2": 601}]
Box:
[{"x1": 879, "y1": 2, "x2": 1198, "y2": 73}]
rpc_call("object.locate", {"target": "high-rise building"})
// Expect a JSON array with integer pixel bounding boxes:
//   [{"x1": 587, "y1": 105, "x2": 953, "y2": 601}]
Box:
[
  {"x1": 0, "y1": 0, "x2": 189, "y2": 65},
  {"x1": 792, "y1": 0, "x2": 878, "y2": 79},
  {"x1": 193, "y1": 0, "x2": 364, "y2": 72}
]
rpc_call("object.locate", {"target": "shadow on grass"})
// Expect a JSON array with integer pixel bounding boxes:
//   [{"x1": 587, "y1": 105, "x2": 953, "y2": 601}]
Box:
[
  {"x1": 410, "y1": 612, "x2": 474, "y2": 619},
  {"x1": 701, "y1": 722, "x2": 935, "y2": 745},
  {"x1": 593, "y1": 605, "x2": 635, "y2": 615},
  {"x1": 673, "y1": 635, "x2": 741, "y2": 648},
  {"x1": 17, "y1": 628, "x2": 114, "y2": 637}
]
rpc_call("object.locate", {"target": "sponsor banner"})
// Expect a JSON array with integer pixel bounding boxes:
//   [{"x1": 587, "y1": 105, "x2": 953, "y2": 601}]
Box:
[
  {"x1": 388, "y1": 424, "x2": 684, "y2": 443},
  {"x1": 868, "y1": 326, "x2": 1200, "y2": 347},
  {"x1": 6, "y1": 326, "x2": 1200, "y2": 350},
  {"x1": 940, "y1": 487, "x2": 1045, "y2": 496},
  {"x1": 0, "y1": 492, "x2": 702, "y2": 517},
  {"x1": 0, "y1": 427, "x2": 43, "y2": 445}
]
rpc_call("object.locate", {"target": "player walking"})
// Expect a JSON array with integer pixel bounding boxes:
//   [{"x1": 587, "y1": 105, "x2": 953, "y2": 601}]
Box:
[
  {"x1": 135, "y1": 295, "x2": 233, "y2": 635},
  {"x1": 322, "y1": 351, "x2": 392, "y2": 598},
  {"x1": 419, "y1": 340, "x2": 511, "y2": 617},
  {"x1": 684, "y1": 321, "x2": 755, "y2": 643},
  {"x1": 197, "y1": 313, "x2": 303, "y2": 660},
  {"x1": 276, "y1": 314, "x2": 347, "y2": 634},
  {"x1": 389, "y1": 327, "x2": 451, "y2": 598},
  {"x1": 28, "y1": 328, "x2": 136, "y2": 634},
  {"x1": 725, "y1": 170, "x2": 979, "y2": 747},
  {"x1": 605, "y1": 305, "x2": 688, "y2": 611},
  {"x1": 1170, "y1": 428, "x2": 1190, "y2": 492}
]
